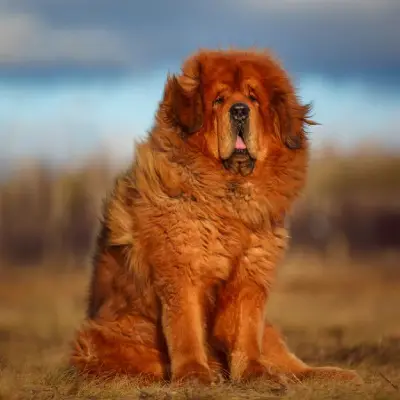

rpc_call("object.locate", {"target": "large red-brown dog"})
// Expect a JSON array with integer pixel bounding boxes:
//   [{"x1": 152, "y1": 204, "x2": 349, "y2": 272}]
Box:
[{"x1": 70, "y1": 49, "x2": 361, "y2": 385}]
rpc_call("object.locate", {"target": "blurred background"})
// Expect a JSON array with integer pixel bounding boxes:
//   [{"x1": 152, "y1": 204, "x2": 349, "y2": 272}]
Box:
[
  {"x1": 1, "y1": 0, "x2": 399, "y2": 268},
  {"x1": 0, "y1": 1, "x2": 400, "y2": 397}
]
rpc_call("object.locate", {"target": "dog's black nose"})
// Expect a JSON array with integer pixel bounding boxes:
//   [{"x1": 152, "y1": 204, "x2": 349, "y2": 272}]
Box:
[{"x1": 230, "y1": 103, "x2": 250, "y2": 122}]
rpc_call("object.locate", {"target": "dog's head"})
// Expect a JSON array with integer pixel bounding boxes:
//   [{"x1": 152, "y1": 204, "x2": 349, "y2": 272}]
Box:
[{"x1": 161, "y1": 49, "x2": 317, "y2": 176}]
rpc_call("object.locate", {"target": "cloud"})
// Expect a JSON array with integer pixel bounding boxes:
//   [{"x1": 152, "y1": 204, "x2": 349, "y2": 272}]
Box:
[
  {"x1": 0, "y1": 0, "x2": 399, "y2": 85},
  {"x1": 0, "y1": 12, "x2": 130, "y2": 65}
]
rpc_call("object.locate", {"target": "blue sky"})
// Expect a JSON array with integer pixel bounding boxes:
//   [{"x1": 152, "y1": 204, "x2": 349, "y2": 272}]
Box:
[{"x1": 1, "y1": 0, "x2": 399, "y2": 165}]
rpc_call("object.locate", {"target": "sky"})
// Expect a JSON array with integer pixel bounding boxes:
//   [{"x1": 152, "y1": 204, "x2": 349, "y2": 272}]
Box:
[{"x1": 1, "y1": 0, "x2": 400, "y2": 165}]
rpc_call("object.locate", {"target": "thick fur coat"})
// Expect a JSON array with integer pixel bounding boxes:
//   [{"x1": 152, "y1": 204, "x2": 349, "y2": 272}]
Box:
[{"x1": 70, "y1": 49, "x2": 361, "y2": 385}]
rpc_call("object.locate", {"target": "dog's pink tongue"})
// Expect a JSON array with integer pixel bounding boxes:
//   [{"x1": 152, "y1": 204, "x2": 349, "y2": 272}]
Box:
[{"x1": 235, "y1": 136, "x2": 247, "y2": 150}]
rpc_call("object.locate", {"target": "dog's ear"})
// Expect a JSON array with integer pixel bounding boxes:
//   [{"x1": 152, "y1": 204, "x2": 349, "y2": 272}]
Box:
[
  {"x1": 271, "y1": 91, "x2": 319, "y2": 150},
  {"x1": 162, "y1": 61, "x2": 203, "y2": 134}
]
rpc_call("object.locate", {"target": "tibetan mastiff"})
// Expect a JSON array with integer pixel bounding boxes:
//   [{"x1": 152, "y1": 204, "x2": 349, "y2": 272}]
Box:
[{"x1": 70, "y1": 49, "x2": 361, "y2": 385}]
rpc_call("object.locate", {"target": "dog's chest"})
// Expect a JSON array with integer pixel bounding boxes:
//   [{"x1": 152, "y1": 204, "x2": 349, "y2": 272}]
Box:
[
  {"x1": 189, "y1": 213, "x2": 250, "y2": 281},
  {"x1": 223, "y1": 182, "x2": 270, "y2": 229}
]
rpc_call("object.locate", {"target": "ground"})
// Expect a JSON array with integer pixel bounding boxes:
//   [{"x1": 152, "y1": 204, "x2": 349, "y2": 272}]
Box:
[{"x1": 0, "y1": 253, "x2": 399, "y2": 399}]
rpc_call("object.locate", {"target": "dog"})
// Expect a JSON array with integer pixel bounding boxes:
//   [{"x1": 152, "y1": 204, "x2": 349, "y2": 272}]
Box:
[{"x1": 70, "y1": 48, "x2": 362, "y2": 385}]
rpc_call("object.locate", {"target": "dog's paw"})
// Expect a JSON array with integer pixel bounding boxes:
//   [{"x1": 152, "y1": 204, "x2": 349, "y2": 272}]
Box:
[
  {"x1": 235, "y1": 359, "x2": 287, "y2": 387},
  {"x1": 172, "y1": 361, "x2": 213, "y2": 385},
  {"x1": 300, "y1": 366, "x2": 363, "y2": 385}
]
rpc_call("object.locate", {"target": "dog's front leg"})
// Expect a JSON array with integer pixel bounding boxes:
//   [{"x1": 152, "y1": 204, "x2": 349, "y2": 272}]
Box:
[
  {"x1": 155, "y1": 274, "x2": 211, "y2": 384},
  {"x1": 213, "y1": 230, "x2": 287, "y2": 383},
  {"x1": 213, "y1": 275, "x2": 272, "y2": 381}
]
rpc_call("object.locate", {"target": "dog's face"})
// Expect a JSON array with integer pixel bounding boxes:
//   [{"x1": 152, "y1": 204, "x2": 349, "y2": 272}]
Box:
[{"x1": 163, "y1": 50, "x2": 316, "y2": 176}]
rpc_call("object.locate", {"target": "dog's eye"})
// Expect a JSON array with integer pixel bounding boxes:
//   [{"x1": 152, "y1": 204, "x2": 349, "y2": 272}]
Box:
[
  {"x1": 248, "y1": 94, "x2": 258, "y2": 103},
  {"x1": 213, "y1": 96, "x2": 224, "y2": 106}
]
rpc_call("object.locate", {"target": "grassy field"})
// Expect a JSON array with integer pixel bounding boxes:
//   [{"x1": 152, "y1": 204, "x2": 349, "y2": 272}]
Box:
[{"x1": 1, "y1": 254, "x2": 399, "y2": 399}]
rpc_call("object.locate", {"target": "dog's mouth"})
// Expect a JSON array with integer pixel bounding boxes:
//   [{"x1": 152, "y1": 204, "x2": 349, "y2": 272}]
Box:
[
  {"x1": 233, "y1": 125, "x2": 248, "y2": 154},
  {"x1": 222, "y1": 122, "x2": 255, "y2": 176}
]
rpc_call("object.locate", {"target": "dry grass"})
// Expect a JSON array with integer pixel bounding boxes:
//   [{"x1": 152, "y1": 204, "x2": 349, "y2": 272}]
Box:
[{"x1": 1, "y1": 256, "x2": 399, "y2": 399}]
